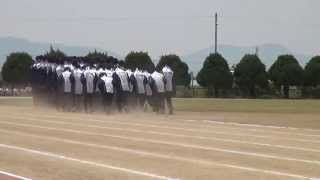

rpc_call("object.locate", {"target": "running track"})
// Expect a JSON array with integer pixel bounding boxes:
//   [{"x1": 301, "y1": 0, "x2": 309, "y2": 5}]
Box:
[{"x1": 0, "y1": 106, "x2": 320, "y2": 180}]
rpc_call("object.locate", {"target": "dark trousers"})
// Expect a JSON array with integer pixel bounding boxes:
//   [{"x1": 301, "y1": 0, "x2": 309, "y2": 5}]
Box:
[
  {"x1": 84, "y1": 93, "x2": 94, "y2": 113},
  {"x1": 63, "y1": 93, "x2": 73, "y2": 112},
  {"x1": 137, "y1": 94, "x2": 146, "y2": 110},
  {"x1": 153, "y1": 93, "x2": 165, "y2": 114},
  {"x1": 165, "y1": 94, "x2": 173, "y2": 114},
  {"x1": 102, "y1": 93, "x2": 114, "y2": 114},
  {"x1": 55, "y1": 91, "x2": 63, "y2": 111},
  {"x1": 74, "y1": 94, "x2": 84, "y2": 112},
  {"x1": 116, "y1": 91, "x2": 128, "y2": 113},
  {"x1": 127, "y1": 93, "x2": 137, "y2": 110}
]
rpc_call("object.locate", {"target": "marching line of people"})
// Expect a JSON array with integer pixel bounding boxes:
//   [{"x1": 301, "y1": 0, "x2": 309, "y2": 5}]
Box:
[{"x1": 31, "y1": 56, "x2": 175, "y2": 115}]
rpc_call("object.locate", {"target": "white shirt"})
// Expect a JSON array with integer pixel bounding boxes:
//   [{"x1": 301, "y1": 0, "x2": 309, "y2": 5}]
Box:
[
  {"x1": 162, "y1": 66, "x2": 174, "y2": 92},
  {"x1": 134, "y1": 70, "x2": 146, "y2": 94},
  {"x1": 62, "y1": 70, "x2": 72, "y2": 93},
  {"x1": 116, "y1": 68, "x2": 130, "y2": 92},
  {"x1": 126, "y1": 69, "x2": 134, "y2": 92},
  {"x1": 73, "y1": 68, "x2": 84, "y2": 95},
  {"x1": 100, "y1": 74, "x2": 114, "y2": 94},
  {"x1": 151, "y1": 71, "x2": 165, "y2": 93},
  {"x1": 144, "y1": 71, "x2": 152, "y2": 96},
  {"x1": 84, "y1": 68, "x2": 96, "y2": 94},
  {"x1": 55, "y1": 65, "x2": 64, "y2": 78},
  {"x1": 96, "y1": 68, "x2": 104, "y2": 77}
]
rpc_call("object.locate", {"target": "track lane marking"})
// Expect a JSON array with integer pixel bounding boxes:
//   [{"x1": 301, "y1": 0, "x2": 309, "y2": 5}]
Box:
[
  {"x1": 2, "y1": 115, "x2": 320, "y2": 145},
  {"x1": 0, "y1": 144, "x2": 177, "y2": 180},
  {"x1": 0, "y1": 171, "x2": 32, "y2": 180},
  {"x1": 0, "y1": 129, "x2": 319, "y2": 180},
  {"x1": 7, "y1": 112, "x2": 320, "y2": 137},
  {"x1": 2, "y1": 115, "x2": 320, "y2": 153},
  {"x1": 1, "y1": 121, "x2": 320, "y2": 166}
]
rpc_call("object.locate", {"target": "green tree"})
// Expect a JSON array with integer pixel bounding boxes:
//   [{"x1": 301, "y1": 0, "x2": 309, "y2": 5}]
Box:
[
  {"x1": 1, "y1": 52, "x2": 34, "y2": 89},
  {"x1": 156, "y1": 54, "x2": 191, "y2": 87},
  {"x1": 86, "y1": 50, "x2": 107, "y2": 63},
  {"x1": 86, "y1": 50, "x2": 118, "y2": 65},
  {"x1": 196, "y1": 53, "x2": 233, "y2": 97},
  {"x1": 234, "y1": 54, "x2": 268, "y2": 97},
  {"x1": 125, "y1": 51, "x2": 155, "y2": 72},
  {"x1": 268, "y1": 55, "x2": 304, "y2": 98},
  {"x1": 44, "y1": 46, "x2": 66, "y2": 62},
  {"x1": 304, "y1": 56, "x2": 320, "y2": 87}
]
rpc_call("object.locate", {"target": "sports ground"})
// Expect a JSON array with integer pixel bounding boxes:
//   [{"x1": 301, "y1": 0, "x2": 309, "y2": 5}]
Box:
[{"x1": 0, "y1": 97, "x2": 320, "y2": 180}]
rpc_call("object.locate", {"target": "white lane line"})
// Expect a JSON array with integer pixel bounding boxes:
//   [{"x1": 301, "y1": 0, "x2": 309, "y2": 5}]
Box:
[
  {"x1": 2, "y1": 107, "x2": 320, "y2": 134},
  {"x1": 0, "y1": 129, "x2": 318, "y2": 180},
  {"x1": 3, "y1": 115, "x2": 320, "y2": 153},
  {"x1": 184, "y1": 118, "x2": 320, "y2": 133},
  {"x1": 1, "y1": 121, "x2": 320, "y2": 166},
  {"x1": 0, "y1": 144, "x2": 177, "y2": 180},
  {"x1": 3, "y1": 115, "x2": 320, "y2": 145},
  {"x1": 9, "y1": 113, "x2": 320, "y2": 137},
  {"x1": 0, "y1": 171, "x2": 32, "y2": 180},
  {"x1": 181, "y1": 119, "x2": 320, "y2": 138}
]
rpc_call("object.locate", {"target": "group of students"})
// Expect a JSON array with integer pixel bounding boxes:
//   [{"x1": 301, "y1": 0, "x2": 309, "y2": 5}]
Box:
[{"x1": 31, "y1": 56, "x2": 175, "y2": 115}]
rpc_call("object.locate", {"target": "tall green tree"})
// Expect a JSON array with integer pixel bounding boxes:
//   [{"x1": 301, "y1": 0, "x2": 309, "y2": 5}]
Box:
[
  {"x1": 2, "y1": 52, "x2": 34, "y2": 88},
  {"x1": 304, "y1": 56, "x2": 320, "y2": 87},
  {"x1": 156, "y1": 54, "x2": 191, "y2": 87},
  {"x1": 196, "y1": 53, "x2": 233, "y2": 97},
  {"x1": 268, "y1": 55, "x2": 304, "y2": 98},
  {"x1": 44, "y1": 46, "x2": 66, "y2": 61},
  {"x1": 234, "y1": 54, "x2": 268, "y2": 97},
  {"x1": 125, "y1": 51, "x2": 155, "y2": 72}
]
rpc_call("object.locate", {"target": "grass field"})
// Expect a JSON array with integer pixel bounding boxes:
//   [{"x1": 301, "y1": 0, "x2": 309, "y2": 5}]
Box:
[{"x1": 0, "y1": 97, "x2": 320, "y2": 180}]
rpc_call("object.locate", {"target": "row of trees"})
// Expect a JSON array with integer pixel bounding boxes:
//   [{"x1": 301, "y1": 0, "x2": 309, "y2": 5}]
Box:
[
  {"x1": 1, "y1": 48, "x2": 191, "y2": 89},
  {"x1": 197, "y1": 53, "x2": 320, "y2": 98},
  {"x1": 2, "y1": 48, "x2": 320, "y2": 98}
]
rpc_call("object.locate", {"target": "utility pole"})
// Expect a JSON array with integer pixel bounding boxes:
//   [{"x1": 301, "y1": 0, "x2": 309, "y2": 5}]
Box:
[
  {"x1": 255, "y1": 46, "x2": 259, "y2": 56},
  {"x1": 214, "y1": 13, "x2": 218, "y2": 54}
]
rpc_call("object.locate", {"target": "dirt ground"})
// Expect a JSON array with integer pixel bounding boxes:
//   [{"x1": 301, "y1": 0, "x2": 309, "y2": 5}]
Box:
[{"x1": 0, "y1": 98, "x2": 320, "y2": 180}]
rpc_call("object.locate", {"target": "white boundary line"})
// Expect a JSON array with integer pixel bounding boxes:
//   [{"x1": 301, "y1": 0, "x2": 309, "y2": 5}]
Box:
[
  {"x1": 0, "y1": 129, "x2": 319, "y2": 180},
  {"x1": 0, "y1": 171, "x2": 32, "y2": 180},
  {"x1": 1, "y1": 121, "x2": 320, "y2": 166},
  {"x1": 10, "y1": 112, "x2": 320, "y2": 137},
  {"x1": 3, "y1": 115, "x2": 320, "y2": 145},
  {"x1": 12, "y1": 110, "x2": 320, "y2": 133},
  {"x1": 0, "y1": 144, "x2": 177, "y2": 180},
  {"x1": 193, "y1": 119, "x2": 320, "y2": 133},
  {"x1": 3, "y1": 115, "x2": 320, "y2": 153}
]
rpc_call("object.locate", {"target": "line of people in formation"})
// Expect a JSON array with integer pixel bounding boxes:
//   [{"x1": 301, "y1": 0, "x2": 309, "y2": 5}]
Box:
[{"x1": 30, "y1": 56, "x2": 175, "y2": 115}]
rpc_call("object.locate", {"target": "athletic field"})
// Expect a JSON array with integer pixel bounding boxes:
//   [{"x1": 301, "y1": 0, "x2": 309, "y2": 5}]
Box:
[{"x1": 0, "y1": 97, "x2": 320, "y2": 180}]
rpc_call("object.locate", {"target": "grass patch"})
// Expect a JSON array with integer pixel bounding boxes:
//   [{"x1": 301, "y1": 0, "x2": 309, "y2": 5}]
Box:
[
  {"x1": 174, "y1": 98, "x2": 320, "y2": 114},
  {"x1": 1, "y1": 97, "x2": 320, "y2": 114}
]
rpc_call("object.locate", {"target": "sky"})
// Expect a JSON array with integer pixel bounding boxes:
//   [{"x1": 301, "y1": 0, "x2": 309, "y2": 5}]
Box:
[{"x1": 0, "y1": 0, "x2": 319, "y2": 58}]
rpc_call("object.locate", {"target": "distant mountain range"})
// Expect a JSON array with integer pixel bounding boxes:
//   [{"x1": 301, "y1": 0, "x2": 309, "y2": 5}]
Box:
[
  {"x1": 0, "y1": 37, "x2": 120, "y2": 66},
  {"x1": 0, "y1": 37, "x2": 312, "y2": 73},
  {"x1": 182, "y1": 44, "x2": 312, "y2": 73}
]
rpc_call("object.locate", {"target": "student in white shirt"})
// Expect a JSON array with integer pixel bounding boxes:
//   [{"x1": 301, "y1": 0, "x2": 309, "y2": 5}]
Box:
[
  {"x1": 73, "y1": 64, "x2": 86, "y2": 112},
  {"x1": 60, "y1": 67, "x2": 74, "y2": 112},
  {"x1": 115, "y1": 65, "x2": 130, "y2": 112},
  {"x1": 97, "y1": 69, "x2": 116, "y2": 114},
  {"x1": 134, "y1": 69, "x2": 148, "y2": 110},
  {"x1": 162, "y1": 65, "x2": 175, "y2": 114},
  {"x1": 83, "y1": 64, "x2": 97, "y2": 113},
  {"x1": 150, "y1": 68, "x2": 166, "y2": 114}
]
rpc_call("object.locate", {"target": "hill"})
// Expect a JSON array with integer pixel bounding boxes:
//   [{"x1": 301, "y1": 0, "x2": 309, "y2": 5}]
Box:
[{"x1": 0, "y1": 37, "x2": 120, "y2": 66}]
